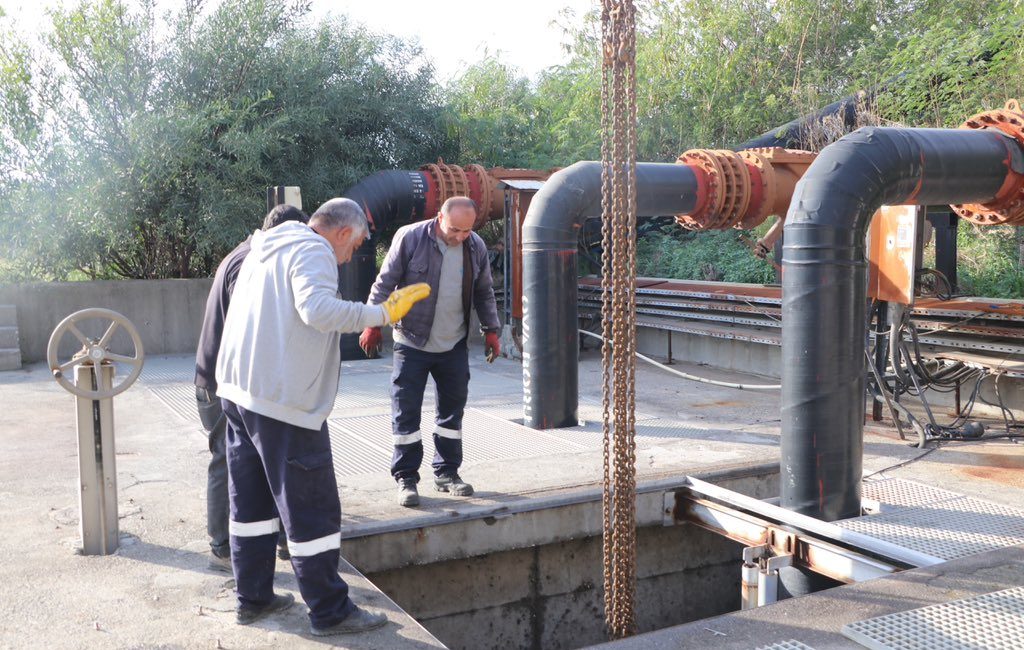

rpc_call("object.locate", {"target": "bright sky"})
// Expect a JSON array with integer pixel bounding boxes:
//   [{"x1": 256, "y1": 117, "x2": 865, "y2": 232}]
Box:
[{"x1": 3, "y1": 0, "x2": 597, "y2": 81}]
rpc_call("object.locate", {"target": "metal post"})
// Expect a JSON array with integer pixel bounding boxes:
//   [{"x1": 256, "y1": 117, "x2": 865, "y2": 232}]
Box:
[
  {"x1": 928, "y1": 210, "x2": 959, "y2": 293},
  {"x1": 666, "y1": 330, "x2": 674, "y2": 365},
  {"x1": 504, "y1": 191, "x2": 513, "y2": 326},
  {"x1": 872, "y1": 301, "x2": 889, "y2": 422},
  {"x1": 740, "y1": 545, "x2": 764, "y2": 610},
  {"x1": 756, "y1": 569, "x2": 778, "y2": 606},
  {"x1": 741, "y1": 562, "x2": 759, "y2": 609},
  {"x1": 75, "y1": 363, "x2": 119, "y2": 555}
]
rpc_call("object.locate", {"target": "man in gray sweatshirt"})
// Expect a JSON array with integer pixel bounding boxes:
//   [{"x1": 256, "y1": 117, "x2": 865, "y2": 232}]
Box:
[{"x1": 215, "y1": 198, "x2": 429, "y2": 635}]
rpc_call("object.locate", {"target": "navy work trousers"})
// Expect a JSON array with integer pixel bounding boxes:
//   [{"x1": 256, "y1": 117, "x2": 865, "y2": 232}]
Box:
[
  {"x1": 390, "y1": 338, "x2": 469, "y2": 482},
  {"x1": 195, "y1": 389, "x2": 230, "y2": 558},
  {"x1": 222, "y1": 399, "x2": 355, "y2": 628}
]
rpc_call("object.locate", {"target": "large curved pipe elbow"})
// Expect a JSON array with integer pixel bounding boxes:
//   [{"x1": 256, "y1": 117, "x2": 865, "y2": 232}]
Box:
[
  {"x1": 522, "y1": 162, "x2": 700, "y2": 429},
  {"x1": 781, "y1": 125, "x2": 1024, "y2": 521}
]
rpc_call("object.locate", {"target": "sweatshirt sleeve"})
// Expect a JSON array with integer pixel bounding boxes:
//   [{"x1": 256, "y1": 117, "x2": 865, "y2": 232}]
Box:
[{"x1": 290, "y1": 244, "x2": 389, "y2": 333}]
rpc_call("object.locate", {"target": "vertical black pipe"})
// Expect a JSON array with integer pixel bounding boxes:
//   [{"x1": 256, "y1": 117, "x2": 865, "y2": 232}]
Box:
[
  {"x1": 521, "y1": 161, "x2": 700, "y2": 429},
  {"x1": 339, "y1": 170, "x2": 429, "y2": 359},
  {"x1": 781, "y1": 126, "x2": 1020, "y2": 520}
]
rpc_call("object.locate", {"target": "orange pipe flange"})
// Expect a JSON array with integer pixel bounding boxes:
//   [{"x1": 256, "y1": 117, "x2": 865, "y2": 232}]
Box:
[
  {"x1": 953, "y1": 99, "x2": 1024, "y2": 226},
  {"x1": 420, "y1": 161, "x2": 557, "y2": 225},
  {"x1": 675, "y1": 147, "x2": 816, "y2": 231},
  {"x1": 675, "y1": 150, "x2": 725, "y2": 229}
]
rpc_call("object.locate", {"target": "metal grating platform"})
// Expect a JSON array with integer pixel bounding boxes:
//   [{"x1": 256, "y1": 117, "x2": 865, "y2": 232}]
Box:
[
  {"x1": 842, "y1": 586, "x2": 1024, "y2": 650},
  {"x1": 328, "y1": 409, "x2": 590, "y2": 480},
  {"x1": 139, "y1": 354, "x2": 741, "y2": 483},
  {"x1": 839, "y1": 479, "x2": 1024, "y2": 562},
  {"x1": 755, "y1": 642, "x2": 815, "y2": 650},
  {"x1": 861, "y1": 478, "x2": 963, "y2": 509}
]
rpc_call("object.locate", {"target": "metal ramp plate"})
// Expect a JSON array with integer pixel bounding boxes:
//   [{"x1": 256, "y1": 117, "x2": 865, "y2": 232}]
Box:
[
  {"x1": 839, "y1": 479, "x2": 1024, "y2": 562},
  {"x1": 842, "y1": 586, "x2": 1024, "y2": 650},
  {"x1": 755, "y1": 642, "x2": 815, "y2": 650}
]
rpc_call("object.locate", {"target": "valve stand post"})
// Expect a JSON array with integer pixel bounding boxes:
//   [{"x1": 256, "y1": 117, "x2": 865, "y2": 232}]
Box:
[
  {"x1": 48, "y1": 308, "x2": 145, "y2": 556},
  {"x1": 75, "y1": 361, "x2": 119, "y2": 555}
]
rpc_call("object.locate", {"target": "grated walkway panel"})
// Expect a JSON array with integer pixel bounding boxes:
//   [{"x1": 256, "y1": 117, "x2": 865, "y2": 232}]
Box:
[
  {"x1": 842, "y1": 586, "x2": 1024, "y2": 650},
  {"x1": 839, "y1": 478, "x2": 1024, "y2": 562}
]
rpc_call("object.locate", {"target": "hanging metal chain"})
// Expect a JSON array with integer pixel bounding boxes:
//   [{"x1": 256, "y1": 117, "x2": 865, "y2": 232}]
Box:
[{"x1": 600, "y1": 0, "x2": 639, "y2": 640}]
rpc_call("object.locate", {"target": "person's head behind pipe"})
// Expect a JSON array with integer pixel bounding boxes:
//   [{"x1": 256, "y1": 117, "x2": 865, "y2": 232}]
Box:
[
  {"x1": 262, "y1": 204, "x2": 308, "y2": 230},
  {"x1": 310, "y1": 197, "x2": 370, "y2": 265}
]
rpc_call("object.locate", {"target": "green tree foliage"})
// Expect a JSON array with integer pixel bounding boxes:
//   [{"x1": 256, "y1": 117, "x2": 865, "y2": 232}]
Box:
[
  {"x1": 0, "y1": 0, "x2": 450, "y2": 280},
  {"x1": 3, "y1": 0, "x2": 1024, "y2": 295}
]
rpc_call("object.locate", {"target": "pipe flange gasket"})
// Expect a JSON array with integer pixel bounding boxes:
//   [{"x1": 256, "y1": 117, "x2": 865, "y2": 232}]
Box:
[
  {"x1": 465, "y1": 163, "x2": 492, "y2": 227},
  {"x1": 715, "y1": 150, "x2": 751, "y2": 229},
  {"x1": 676, "y1": 150, "x2": 725, "y2": 230},
  {"x1": 738, "y1": 150, "x2": 775, "y2": 229},
  {"x1": 953, "y1": 99, "x2": 1024, "y2": 226},
  {"x1": 710, "y1": 150, "x2": 738, "y2": 229}
]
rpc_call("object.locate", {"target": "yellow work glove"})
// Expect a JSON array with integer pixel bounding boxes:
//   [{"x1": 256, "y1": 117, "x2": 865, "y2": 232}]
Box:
[{"x1": 381, "y1": 282, "x2": 431, "y2": 323}]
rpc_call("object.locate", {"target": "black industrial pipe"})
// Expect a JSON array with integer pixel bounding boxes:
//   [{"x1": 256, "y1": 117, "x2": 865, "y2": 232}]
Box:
[
  {"x1": 781, "y1": 126, "x2": 1022, "y2": 521},
  {"x1": 736, "y1": 91, "x2": 872, "y2": 151},
  {"x1": 522, "y1": 161, "x2": 701, "y2": 429},
  {"x1": 339, "y1": 170, "x2": 429, "y2": 358}
]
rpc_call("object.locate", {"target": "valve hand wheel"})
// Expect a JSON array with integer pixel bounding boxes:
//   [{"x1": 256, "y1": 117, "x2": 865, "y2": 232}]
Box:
[{"x1": 47, "y1": 308, "x2": 145, "y2": 399}]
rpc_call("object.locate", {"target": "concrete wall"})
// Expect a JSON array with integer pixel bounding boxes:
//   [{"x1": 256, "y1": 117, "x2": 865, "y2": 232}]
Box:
[
  {"x1": 634, "y1": 325, "x2": 1024, "y2": 420},
  {"x1": 636, "y1": 327, "x2": 782, "y2": 378},
  {"x1": 370, "y1": 523, "x2": 743, "y2": 650},
  {"x1": 0, "y1": 280, "x2": 212, "y2": 362}
]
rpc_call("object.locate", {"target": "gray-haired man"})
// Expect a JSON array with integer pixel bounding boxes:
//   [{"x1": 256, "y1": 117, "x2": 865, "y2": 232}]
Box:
[{"x1": 216, "y1": 198, "x2": 429, "y2": 635}]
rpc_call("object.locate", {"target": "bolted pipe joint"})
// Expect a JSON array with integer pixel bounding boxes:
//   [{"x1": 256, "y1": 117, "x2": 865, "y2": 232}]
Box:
[
  {"x1": 675, "y1": 148, "x2": 816, "y2": 231},
  {"x1": 954, "y1": 99, "x2": 1024, "y2": 225}
]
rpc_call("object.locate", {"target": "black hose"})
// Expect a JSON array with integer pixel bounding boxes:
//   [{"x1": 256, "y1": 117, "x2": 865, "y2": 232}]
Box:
[
  {"x1": 735, "y1": 91, "x2": 870, "y2": 150},
  {"x1": 781, "y1": 126, "x2": 1022, "y2": 521},
  {"x1": 521, "y1": 161, "x2": 700, "y2": 429}
]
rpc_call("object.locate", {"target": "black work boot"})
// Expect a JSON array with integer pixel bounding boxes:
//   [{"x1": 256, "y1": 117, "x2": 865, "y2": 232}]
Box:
[
  {"x1": 310, "y1": 606, "x2": 388, "y2": 636},
  {"x1": 236, "y1": 592, "x2": 295, "y2": 625},
  {"x1": 434, "y1": 472, "x2": 474, "y2": 496},
  {"x1": 397, "y1": 478, "x2": 420, "y2": 507}
]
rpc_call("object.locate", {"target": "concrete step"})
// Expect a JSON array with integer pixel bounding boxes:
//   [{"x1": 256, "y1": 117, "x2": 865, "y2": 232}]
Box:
[
  {"x1": 0, "y1": 347, "x2": 21, "y2": 371},
  {"x1": 0, "y1": 304, "x2": 15, "y2": 328},
  {"x1": 0, "y1": 326, "x2": 17, "y2": 349}
]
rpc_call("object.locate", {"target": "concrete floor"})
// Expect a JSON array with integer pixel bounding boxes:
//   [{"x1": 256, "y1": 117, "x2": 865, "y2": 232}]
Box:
[{"x1": 3, "y1": 346, "x2": 1024, "y2": 648}]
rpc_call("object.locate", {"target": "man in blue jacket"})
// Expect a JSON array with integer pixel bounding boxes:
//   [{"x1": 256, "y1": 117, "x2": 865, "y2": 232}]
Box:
[
  {"x1": 360, "y1": 196, "x2": 501, "y2": 507},
  {"x1": 194, "y1": 204, "x2": 306, "y2": 573}
]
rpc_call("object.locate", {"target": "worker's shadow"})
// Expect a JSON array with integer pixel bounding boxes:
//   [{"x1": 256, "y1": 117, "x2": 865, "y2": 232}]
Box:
[{"x1": 115, "y1": 536, "x2": 291, "y2": 583}]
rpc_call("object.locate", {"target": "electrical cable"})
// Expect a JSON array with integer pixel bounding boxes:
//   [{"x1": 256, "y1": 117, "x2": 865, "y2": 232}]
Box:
[{"x1": 578, "y1": 328, "x2": 781, "y2": 390}]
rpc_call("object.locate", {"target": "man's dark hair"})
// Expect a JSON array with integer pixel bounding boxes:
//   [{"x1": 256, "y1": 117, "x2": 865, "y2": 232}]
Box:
[{"x1": 262, "y1": 204, "x2": 309, "y2": 230}]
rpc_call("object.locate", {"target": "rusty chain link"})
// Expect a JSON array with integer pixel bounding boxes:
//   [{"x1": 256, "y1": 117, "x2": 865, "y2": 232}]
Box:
[{"x1": 600, "y1": 0, "x2": 638, "y2": 640}]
